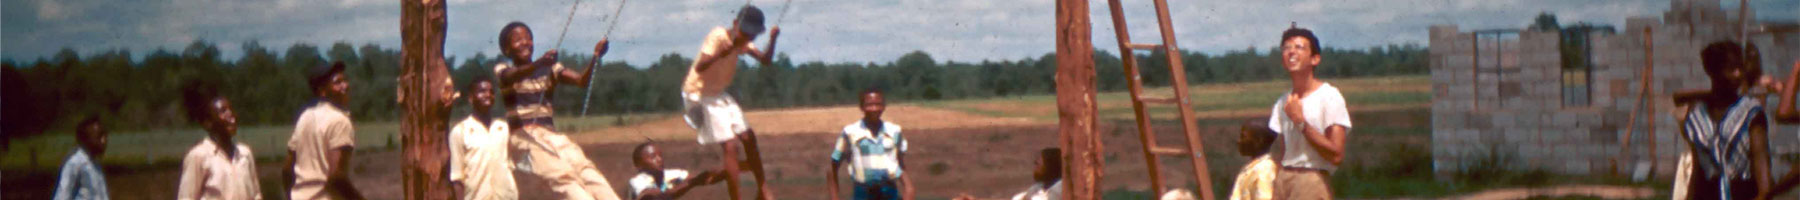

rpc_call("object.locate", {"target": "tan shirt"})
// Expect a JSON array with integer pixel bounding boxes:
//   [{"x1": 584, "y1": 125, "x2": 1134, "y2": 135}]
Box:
[
  {"x1": 683, "y1": 27, "x2": 756, "y2": 96},
  {"x1": 288, "y1": 103, "x2": 356, "y2": 200},
  {"x1": 177, "y1": 139, "x2": 262, "y2": 200},
  {"x1": 1229, "y1": 155, "x2": 1275, "y2": 200},
  {"x1": 449, "y1": 117, "x2": 517, "y2": 200}
]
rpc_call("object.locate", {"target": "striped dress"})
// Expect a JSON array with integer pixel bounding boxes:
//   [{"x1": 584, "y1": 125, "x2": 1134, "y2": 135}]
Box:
[{"x1": 1682, "y1": 96, "x2": 1762, "y2": 200}]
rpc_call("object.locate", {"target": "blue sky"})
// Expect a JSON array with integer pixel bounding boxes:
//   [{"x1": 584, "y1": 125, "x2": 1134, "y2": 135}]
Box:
[{"x1": 3, "y1": 0, "x2": 1795, "y2": 66}]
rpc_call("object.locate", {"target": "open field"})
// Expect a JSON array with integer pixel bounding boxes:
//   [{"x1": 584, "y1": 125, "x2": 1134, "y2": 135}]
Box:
[{"x1": 5, "y1": 75, "x2": 1677, "y2": 199}]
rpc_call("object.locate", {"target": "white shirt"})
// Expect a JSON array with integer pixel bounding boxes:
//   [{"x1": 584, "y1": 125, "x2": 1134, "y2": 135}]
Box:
[
  {"x1": 1266, "y1": 83, "x2": 1353, "y2": 171},
  {"x1": 1010, "y1": 180, "x2": 1062, "y2": 200},
  {"x1": 178, "y1": 139, "x2": 262, "y2": 200},
  {"x1": 449, "y1": 117, "x2": 516, "y2": 200},
  {"x1": 628, "y1": 169, "x2": 691, "y2": 199},
  {"x1": 831, "y1": 120, "x2": 907, "y2": 183},
  {"x1": 288, "y1": 102, "x2": 357, "y2": 200},
  {"x1": 54, "y1": 149, "x2": 108, "y2": 200}
]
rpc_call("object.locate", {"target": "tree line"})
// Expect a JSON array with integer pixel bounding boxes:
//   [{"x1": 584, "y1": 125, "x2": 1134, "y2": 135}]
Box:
[{"x1": 1, "y1": 40, "x2": 1425, "y2": 146}]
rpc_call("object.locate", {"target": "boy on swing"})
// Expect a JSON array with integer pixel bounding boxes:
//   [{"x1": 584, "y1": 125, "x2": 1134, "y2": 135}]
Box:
[
  {"x1": 492, "y1": 21, "x2": 618, "y2": 200},
  {"x1": 682, "y1": 5, "x2": 780, "y2": 200}
]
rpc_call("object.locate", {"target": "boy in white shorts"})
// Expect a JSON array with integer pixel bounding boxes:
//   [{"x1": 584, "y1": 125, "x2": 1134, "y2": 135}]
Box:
[{"x1": 681, "y1": 5, "x2": 781, "y2": 200}]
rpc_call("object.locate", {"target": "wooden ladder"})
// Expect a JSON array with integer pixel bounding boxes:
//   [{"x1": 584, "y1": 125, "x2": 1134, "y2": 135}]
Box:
[{"x1": 1102, "y1": 0, "x2": 1215, "y2": 199}]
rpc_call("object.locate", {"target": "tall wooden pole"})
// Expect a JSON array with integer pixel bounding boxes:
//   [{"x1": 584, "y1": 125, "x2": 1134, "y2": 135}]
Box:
[
  {"x1": 400, "y1": 0, "x2": 455, "y2": 199},
  {"x1": 1055, "y1": 0, "x2": 1101, "y2": 199}
]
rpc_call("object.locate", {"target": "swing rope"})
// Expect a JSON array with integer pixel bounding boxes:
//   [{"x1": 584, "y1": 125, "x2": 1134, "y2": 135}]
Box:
[{"x1": 581, "y1": 0, "x2": 629, "y2": 116}]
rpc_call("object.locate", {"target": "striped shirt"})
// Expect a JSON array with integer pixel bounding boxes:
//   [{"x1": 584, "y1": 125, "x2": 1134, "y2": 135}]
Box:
[
  {"x1": 495, "y1": 63, "x2": 569, "y2": 128},
  {"x1": 831, "y1": 120, "x2": 907, "y2": 183}
]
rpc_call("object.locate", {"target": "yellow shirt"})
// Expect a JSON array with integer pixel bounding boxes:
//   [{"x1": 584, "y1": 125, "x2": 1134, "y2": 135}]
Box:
[
  {"x1": 449, "y1": 117, "x2": 517, "y2": 200},
  {"x1": 287, "y1": 103, "x2": 356, "y2": 200},
  {"x1": 1229, "y1": 155, "x2": 1275, "y2": 200},
  {"x1": 683, "y1": 27, "x2": 756, "y2": 96},
  {"x1": 177, "y1": 139, "x2": 262, "y2": 200}
]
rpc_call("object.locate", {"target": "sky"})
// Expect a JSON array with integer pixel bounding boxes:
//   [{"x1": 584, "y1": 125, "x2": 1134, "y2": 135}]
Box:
[{"x1": 3, "y1": 0, "x2": 1796, "y2": 66}]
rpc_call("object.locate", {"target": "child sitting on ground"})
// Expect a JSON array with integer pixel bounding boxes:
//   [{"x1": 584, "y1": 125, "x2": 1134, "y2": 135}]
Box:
[{"x1": 629, "y1": 143, "x2": 724, "y2": 200}]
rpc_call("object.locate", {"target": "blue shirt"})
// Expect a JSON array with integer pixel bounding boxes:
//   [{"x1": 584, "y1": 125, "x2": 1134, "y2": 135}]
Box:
[{"x1": 54, "y1": 149, "x2": 108, "y2": 200}]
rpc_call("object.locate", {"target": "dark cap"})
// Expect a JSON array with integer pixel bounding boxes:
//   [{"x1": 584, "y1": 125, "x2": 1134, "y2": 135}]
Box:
[
  {"x1": 309, "y1": 61, "x2": 346, "y2": 89},
  {"x1": 736, "y1": 5, "x2": 766, "y2": 37}
]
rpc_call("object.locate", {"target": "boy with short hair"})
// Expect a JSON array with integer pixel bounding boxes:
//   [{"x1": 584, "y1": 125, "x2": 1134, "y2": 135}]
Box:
[
  {"x1": 176, "y1": 81, "x2": 263, "y2": 200},
  {"x1": 629, "y1": 143, "x2": 725, "y2": 200},
  {"x1": 827, "y1": 90, "x2": 913, "y2": 200},
  {"x1": 449, "y1": 77, "x2": 517, "y2": 200},
  {"x1": 492, "y1": 21, "x2": 618, "y2": 200},
  {"x1": 1266, "y1": 27, "x2": 1352, "y2": 200},
  {"x1": 1010, "y1": 148, "x2": 1063, "y2": 200},
  {"x1": 1231, "y1": 120, "x2": 1278, "y2": 200},
  {"x1": 286, "y1": 62, "x2": 366, "y2": 200},
  {"x1": 53, "y1": 116, "x2": 109, "y2": 200},
  {"x1": 682, "y1": 5, "x2": 781, "y2": 200}
]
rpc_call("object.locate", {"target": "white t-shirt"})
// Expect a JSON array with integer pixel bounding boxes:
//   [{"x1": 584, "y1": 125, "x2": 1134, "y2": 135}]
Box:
[
  {"x1": 288, "y1": 103, "x2": 356, "y2": 200},
  {"x1": 449, "y1": 117, "x2": 516, "y2": 200},
  {"x1": 628, "y1": 169, "x2": 690, "y2": 199},
  {"x1": 1266, "y1": 83, "x2": 1352, "y2": 171},
  {"x1": 1010, "y1": 180, "x2": 1062, "y2": 200}
]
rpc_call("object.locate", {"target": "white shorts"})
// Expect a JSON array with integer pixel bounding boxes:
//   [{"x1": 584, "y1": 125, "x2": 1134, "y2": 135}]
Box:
[{"x1": 683, "y1": 92, "x2": 747, "y2": 145}]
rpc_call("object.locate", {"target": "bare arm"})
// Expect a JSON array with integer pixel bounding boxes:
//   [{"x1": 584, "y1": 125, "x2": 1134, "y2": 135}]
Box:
[
  {"x1": 284, "y1": 151, "x2": 297, "y2": 194},
  {"x1": 326, "y1": 147, "x2": 367, "y2": 200},
  {"x1": 828, "y1": 160, "x2": 843, "y2": 200},
  {"x1": 743, "y1": 27, "x2": 781, "y2": 66},
  {"x1": 1752, "y1": 115, "x2": 1771, "y2": 199},
  {"x1": 557, "y1": 39, "x2": 609, "y2": 86},
  {"x1": 899, "y1": 149, "x2": 915, "y2": 200},
  {"x1": 1295, "y1": 124, "x2": 1348, "y2": 165},
  {"x1": 499, "y1": 51, "x2": 557, "y2": 84},
  {"x1": 1775, "y1": 62, "x2": 1800, "y2": 122}
]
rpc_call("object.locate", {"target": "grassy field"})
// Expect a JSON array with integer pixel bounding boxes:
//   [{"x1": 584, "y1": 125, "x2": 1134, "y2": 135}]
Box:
[{"x1": 917, "y1": 75, "x2": 1431, "y2": 121}]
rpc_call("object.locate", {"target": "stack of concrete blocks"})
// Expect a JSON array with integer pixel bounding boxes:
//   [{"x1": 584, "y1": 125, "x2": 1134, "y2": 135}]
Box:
[{"x1": 1431, "y1": 2, "x2": 1800, "y2": 179}]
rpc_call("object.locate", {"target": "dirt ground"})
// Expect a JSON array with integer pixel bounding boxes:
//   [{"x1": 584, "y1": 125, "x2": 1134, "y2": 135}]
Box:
[{"x1": 4, "y1": 104, "x2": 1435, "y2": 200}]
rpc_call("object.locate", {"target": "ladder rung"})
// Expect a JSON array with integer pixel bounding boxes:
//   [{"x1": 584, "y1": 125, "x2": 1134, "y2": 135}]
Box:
[
  {"x1": 1149, "y1": 147, "x2": 1188, "y2": 155},
  {"x1": 1127, "y1": 43, "x2": 1163, "y2": 51},
  {"x1": 1139, "y1": 97, "x2": 1180, "y2": 105}
]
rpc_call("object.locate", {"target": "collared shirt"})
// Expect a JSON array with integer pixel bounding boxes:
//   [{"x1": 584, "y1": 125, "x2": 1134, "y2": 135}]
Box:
[
  {"x1": 628, "y1": 169, "x2": 691, "y2": 199},
  {"x1": 683, "y1": 27, "x2": 756, "y2": 97},
  {"x1": 54, "y1": 149, "x2": 108, "y2": 200},
  {"x1": 449, "y1": 116, "x2": 517, "y2": 200},
  {"x1": 494, "y1": 63, "x2": 570, "y2": 128},
  {"x1": 1266, "y1": 83, "x2": 1352, "y2": 171},
  {"x1": 288, "y1": 102, "x2": 356, "y2": 200},
  {"x1": 178, "y1": 139, "x2": 262, "y2": 200},
  {"x1": 1010, "y1": 180, "x2": 1062, "y2": 200},
  {"x1": 1229, "y1": 155, "x2": 1276, "y2": 200},
  {"x1": 831, "y1": 120, "x2": 907, "y2": 183}
]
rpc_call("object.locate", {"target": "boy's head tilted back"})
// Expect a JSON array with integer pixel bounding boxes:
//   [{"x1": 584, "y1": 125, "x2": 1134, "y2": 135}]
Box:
[
  {"x1": 1238, "y1": 119, "x2": 1276, "y2": 157},
  {"x1": 309, "y1": 61, "x2": 349, "y2": 105},
  {"x1": 183, "y1": 80, "x2": 237, "y2": 141},
  {"x1": 1034, "y1": 148, "x2": 1063, "y2": 183},
  {"x1": 633, "y1": 142, "x2": 663, "y2": 171},
  {"x1": 733, "y1": 5, "x2": 766, "y2": 39},
  {"x1": 1701, "y1": 41, "x2": 1745, "y2": 93},
  {"x1": 1279, "y1": 27, "x2": 1322, "y2": 73},
  {"x1": 77, "y1": 115, "x2": 107, "y2": 156},
  {"x1": 499, "y1": 22, "x2": 535, "y2": 62}
]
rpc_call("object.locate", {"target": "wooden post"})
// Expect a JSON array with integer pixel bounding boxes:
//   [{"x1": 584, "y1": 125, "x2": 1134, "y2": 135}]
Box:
[
  {"x1": 1055, "y1": 0, "x2": 1101, "y2": 199},
  {"x1": 400, "y1": 0, "x2": 455, "y2": 199}
]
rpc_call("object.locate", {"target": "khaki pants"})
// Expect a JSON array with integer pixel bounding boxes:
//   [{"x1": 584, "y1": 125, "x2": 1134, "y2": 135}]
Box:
[
  {"x1": 516, "y1": 127, "x2": 620, "y2": 200},
  {"x1": 1274, "y1": 168, "x2": 1332, "y2": 200}
]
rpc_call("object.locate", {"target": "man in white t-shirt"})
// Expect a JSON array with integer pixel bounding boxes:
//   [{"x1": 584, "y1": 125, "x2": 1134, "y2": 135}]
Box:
[
  {"x1": 1265, "y1": 26, "x2": 1351, "y2": 200},
  {"x1": 449, "y1": 77, "x2": 517, "y2": 200}
]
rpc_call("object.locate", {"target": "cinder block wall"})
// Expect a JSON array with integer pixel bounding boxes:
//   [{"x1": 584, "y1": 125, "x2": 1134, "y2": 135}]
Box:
[{"x1": 1431, "y1": 12, "x2": 1800, "y2": 178}]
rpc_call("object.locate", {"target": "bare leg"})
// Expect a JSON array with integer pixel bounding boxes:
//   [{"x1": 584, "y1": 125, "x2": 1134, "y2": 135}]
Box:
[
  {"x1": 721, "y1": 140, "x2": 743, "y2": 200},
  {"x1": 739, "y1": 129, "x2": 774, "y2": 200}
]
